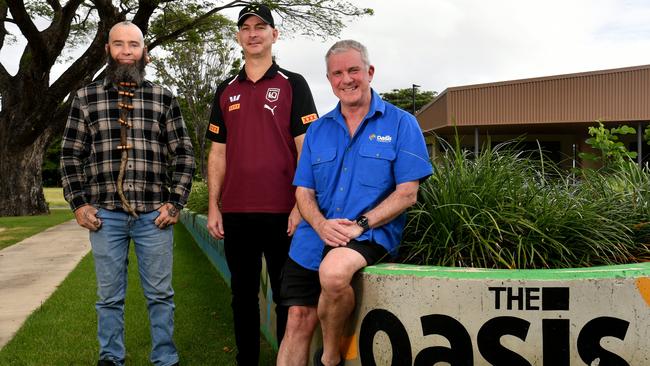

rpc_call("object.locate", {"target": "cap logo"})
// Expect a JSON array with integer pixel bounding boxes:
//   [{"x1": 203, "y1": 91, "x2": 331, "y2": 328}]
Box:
[{"x1": 266, "y1": 88, "x2": 280, "y2": 103}]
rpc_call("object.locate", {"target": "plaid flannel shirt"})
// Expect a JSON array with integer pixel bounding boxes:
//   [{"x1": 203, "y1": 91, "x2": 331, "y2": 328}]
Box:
[{"x1": 60, "y1": 78, "x2": 195, "y2": 212}]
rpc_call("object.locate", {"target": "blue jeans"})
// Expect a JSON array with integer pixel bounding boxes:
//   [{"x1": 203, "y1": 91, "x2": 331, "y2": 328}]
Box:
[{"x1": 90, "y1": 208, "x2": 178, "y2": 366}]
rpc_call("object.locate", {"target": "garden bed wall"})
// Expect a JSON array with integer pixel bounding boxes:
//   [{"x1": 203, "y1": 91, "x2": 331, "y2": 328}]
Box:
[{"x1": 181, "y1": 211, "x2": 650, "y2": 365}]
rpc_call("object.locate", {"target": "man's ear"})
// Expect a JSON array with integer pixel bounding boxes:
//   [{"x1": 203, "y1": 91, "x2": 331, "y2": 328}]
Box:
[
  {"x1": 105, "y1": 44, "x2": 109, "y2": 55},
  {"x1": 272, "y1": 28, "x2": 279, "y2": 43},
  {"x1": 144, "y1": 46, "x2": 150, "y2": 64}
]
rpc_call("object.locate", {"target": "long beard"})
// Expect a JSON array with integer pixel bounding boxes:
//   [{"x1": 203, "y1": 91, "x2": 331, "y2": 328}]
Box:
[{"x1": 105, "y1": 55, "x2": 146, "y2": 85}]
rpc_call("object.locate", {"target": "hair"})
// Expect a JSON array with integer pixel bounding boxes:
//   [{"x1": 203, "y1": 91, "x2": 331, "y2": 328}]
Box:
[{"x1": 325, "y1": 40, "x2": 370, "y2": 70}]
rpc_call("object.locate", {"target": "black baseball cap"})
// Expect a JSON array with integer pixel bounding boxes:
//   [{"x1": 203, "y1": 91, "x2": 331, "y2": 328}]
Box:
[{"x1": 237, "y1": 3, "x2": 275, "y2": 28}]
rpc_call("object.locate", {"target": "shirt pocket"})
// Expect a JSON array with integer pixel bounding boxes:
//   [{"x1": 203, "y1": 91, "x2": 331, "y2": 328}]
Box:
[
  {"x1": 311, "y1": 148, "x2": 337, "y2": 192},
  {"x1": 358, "y1": 145, "x2": 395, "y2": 189}
]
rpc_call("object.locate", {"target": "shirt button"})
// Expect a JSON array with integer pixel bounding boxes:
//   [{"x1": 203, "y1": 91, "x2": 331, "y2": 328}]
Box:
[
  {"x1": 339, "y1": 187, "x2": 344, "y2": 191},
  {"x1": 317, "y1": 158, "x2": 321, "y2": 162},
  {"x1": 343, "y1": 167, "x2": 348, "y2": 172},
  {"x1": 336, "y1": 207, "x2": 341, "y2": 212},
  {"x1": 376, "y1": 153, "x2": 380, "y2": 157}
]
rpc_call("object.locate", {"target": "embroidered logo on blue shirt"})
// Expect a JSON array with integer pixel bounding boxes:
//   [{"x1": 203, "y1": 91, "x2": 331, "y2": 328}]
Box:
[{"x1": 371, "y1": 134, "x2": 392, "y2": 143}]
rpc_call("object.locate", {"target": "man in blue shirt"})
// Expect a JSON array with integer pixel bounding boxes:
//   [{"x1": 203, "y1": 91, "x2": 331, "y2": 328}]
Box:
[{"x1": 277, "y1": 40, "x2": 432, "y2": 366}]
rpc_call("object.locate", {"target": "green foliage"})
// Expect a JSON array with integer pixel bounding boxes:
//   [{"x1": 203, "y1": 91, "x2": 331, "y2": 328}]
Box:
[
  {"x1": 150, "y1": 10, "x2": 239, "y2": 180},
  {"x1": 578, "y1": 120, "x2": 637, "y2": 167},
  {"x1": 380, "y1": 87, "x2": 437, "y2": 113},
  {"x1": 42, "y1": 137, "x2": 62, "y2": 187},
  {"x1": 186, "y1": 180, "x2": 209, "y2": 214},
  {"x1": 0, "y1": 224, "x2": 278, "y2": 365},
  {"x1": 400, "y1": 136, "x2": 648, "y2": 269}
]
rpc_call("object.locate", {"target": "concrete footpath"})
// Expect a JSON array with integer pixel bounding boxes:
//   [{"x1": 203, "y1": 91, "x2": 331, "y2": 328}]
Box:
[{"x1": 0, "y1": 219, "x2": 90, "y2": 349}]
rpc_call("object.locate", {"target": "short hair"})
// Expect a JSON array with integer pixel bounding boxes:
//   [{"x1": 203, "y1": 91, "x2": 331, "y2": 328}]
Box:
[{"x1": 325, "y1": 40, "x2": 370, "y2": 71}]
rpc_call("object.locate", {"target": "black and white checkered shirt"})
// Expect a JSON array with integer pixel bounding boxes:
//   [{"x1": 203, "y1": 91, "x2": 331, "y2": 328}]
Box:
[{"x1": 61, "y1": 78, "x2": 195, "y2": 212}]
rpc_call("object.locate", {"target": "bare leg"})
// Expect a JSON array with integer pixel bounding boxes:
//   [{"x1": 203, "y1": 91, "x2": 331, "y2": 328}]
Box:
[
  {"x1": 277, "y1": 305, "x2": 319, "y2": 366},
  {"x1": 317, "y1": 248, "x2": 366, "y2": 366}
]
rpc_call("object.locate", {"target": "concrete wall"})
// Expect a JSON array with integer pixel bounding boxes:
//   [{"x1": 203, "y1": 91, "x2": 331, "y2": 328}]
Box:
[
  {"x1": 347, "y1": 264, "x2": 650, "y2": 366},
  {"x1": 181, "y1": 211, "x2": 650, "y2": 365}
]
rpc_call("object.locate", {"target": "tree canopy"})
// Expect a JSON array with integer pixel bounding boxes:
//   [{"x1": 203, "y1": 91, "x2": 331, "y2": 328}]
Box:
[
  {"x1": 380, "y1": 87, "x2": 437, "y2": 114},
  {"x1": 0, "y1": 0, "x2": 372, "y2": 216}
]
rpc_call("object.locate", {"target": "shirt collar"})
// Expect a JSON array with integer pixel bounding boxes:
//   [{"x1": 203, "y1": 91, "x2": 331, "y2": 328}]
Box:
[
  {"x1": 327, "y1": 88, "x2": 386, "y2": 122},
  {"x1": 237, "y1": 62, "x2": 280, "y2": 82}
]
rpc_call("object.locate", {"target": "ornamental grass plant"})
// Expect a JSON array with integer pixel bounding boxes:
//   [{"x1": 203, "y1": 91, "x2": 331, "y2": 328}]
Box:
[{"x1": 400, "y1": 136, "x2": 649, "y2": 269}]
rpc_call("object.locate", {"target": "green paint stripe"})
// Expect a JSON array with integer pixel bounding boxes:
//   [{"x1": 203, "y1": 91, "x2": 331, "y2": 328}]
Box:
[{"x1": 363, "y1": 262, "x2": 650, "y2": 280}]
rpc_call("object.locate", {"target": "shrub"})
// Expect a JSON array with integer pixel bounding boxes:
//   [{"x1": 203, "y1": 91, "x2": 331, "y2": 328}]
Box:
[
  {"x1": 186, "y1": 180, "x2": 209, "y2": 214},
  {"x1": 399, "y1": 137, "x2": 647, "y2": 269}
]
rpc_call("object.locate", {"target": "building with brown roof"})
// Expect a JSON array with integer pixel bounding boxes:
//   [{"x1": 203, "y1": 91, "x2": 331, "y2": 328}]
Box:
[{"x1": 416, "y1": 64, "x2": 650, "y2": 167}]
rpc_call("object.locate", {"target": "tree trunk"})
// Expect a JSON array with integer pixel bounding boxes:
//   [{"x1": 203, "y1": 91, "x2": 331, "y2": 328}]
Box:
[{"x1": 0, "y1": 128, "x2": 52, "y2": 216}]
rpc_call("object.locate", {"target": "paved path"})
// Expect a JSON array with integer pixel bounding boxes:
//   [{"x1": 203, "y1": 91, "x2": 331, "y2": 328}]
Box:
[{"x1": 0, "y1": 220, "x2": 90, "y2": 349}]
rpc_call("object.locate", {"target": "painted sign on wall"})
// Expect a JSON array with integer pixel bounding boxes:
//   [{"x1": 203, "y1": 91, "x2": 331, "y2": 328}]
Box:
[{"x1": 344, "y1": 264, "x2": 650, "y2": 366}]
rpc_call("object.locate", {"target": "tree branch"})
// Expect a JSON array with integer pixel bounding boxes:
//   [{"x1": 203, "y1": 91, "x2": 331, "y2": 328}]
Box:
[
  {"x1": 147, "y1": 0, "x2": 244, "y2": 51},
  {"x1": 38, "y1": 0, "x2": 84, "y2": 69},
  {"x1": 46, "y1": 0, "x2": 61, "y2": 12},
  {"x1": 48, "y1": 1, "x2": 121, "y2": 101},
  {"x1": 132, "y1": 0, "x2": 162, "y2": 36},
  {"x1": 0, "y1": 3, "x2": 9, "y2": 54},
  {"x1": 5, "y1": 1, "x2": 47, "y2": 61}
]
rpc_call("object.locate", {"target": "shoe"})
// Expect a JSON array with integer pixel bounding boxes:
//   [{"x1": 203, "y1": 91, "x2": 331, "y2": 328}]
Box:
[
  {"x1": 313, "y1": 348, "x2": 344, "y2": 366},
  {"x1": 97, "y1": 360, "x2": 117, "y2": 366}
]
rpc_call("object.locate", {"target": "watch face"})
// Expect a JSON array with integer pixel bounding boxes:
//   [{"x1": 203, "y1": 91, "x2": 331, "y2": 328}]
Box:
[{"x1": 357, "y1": 216, "x2": 369, "y2": 230}]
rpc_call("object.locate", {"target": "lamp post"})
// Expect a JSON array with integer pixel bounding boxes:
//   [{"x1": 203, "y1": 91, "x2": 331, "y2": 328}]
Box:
[{"x1": 411, "y1": 84, "x2": 420, "y2": 115}]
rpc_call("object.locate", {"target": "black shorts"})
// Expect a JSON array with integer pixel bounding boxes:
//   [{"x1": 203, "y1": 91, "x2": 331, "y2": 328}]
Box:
[{"x1": 279, "y1": 240, "x2": 388, "y2": 307}]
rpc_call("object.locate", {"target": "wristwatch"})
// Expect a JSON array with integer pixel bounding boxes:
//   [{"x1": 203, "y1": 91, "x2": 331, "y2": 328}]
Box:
[
  {"x1": 168, "y1": 203, "x2": 182, "y2": 217},
  {"x1": 355, "y1": 215, "x2": 370, "y2": 231}
]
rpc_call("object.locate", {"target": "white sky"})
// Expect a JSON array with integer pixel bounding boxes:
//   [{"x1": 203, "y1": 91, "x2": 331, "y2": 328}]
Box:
[
  {"x1": 3, "y1": 0, "x2": 650, "y2": 114},
  {"x1": 271, "y1": 0, "x2": 650, "y2": 113}
]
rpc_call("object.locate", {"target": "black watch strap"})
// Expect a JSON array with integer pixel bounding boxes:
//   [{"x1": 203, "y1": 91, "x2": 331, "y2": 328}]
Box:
[{"x1": 355, "y1": 215, "x2": 370, "y2": 231}]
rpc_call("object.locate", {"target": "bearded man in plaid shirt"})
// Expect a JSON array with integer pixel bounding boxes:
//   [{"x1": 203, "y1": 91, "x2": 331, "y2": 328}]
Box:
[{"x1": 60, "y1": 21, "x2": 194, "y2": 366}]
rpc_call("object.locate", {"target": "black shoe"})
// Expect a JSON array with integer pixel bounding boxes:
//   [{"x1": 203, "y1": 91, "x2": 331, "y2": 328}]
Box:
[
  {"x1": 313, "y1": 348, "x2": 344, "y2": 366},
  {"x1": 97, "y1": 360, "x2": 117, "y2": 366}
]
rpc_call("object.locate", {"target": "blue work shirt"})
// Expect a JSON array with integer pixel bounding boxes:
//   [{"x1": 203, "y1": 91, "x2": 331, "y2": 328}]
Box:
[{"x1": 290, "y1": 90, "x2": 433, "y2": 270}]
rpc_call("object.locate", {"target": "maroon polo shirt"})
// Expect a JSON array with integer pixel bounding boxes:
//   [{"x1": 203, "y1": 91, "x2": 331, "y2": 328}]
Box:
[{"x1": 206, "y1": 63, "x2": 318, "y2": 213}]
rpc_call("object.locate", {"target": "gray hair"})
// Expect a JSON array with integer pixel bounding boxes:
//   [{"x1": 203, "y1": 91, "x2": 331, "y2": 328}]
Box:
[{"x1": 325, "y1": 40, "x2": 371, "y2": 70}]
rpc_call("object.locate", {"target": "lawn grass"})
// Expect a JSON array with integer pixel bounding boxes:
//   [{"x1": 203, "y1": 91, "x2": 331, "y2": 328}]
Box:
[
  {"x1": 43, "y1": 187, "x2": 68, "y2": 208},
  {"x1": 0, "y1": 209, "x2": 73, "y2": 250},
  {"x1": 0, "y1": 223, "x2": 277, "y2": 365}
]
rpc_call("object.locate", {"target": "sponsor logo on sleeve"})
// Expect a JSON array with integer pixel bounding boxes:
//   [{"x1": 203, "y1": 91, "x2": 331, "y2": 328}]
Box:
[
  {"x1": 208, "y1": 124, "x2": 220, "y2": 134},
  {"x1": 228, "y1": 103, "x2": 240, "y2": 112},
  {"x1": 301, "y1": 113, "x2": 318, "y2": 124}
]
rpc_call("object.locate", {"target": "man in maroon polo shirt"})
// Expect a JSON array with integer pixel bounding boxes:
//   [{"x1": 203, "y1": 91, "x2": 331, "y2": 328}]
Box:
[{"x1": 205, "y1": 3, "x2": 318, "y2": 365}]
